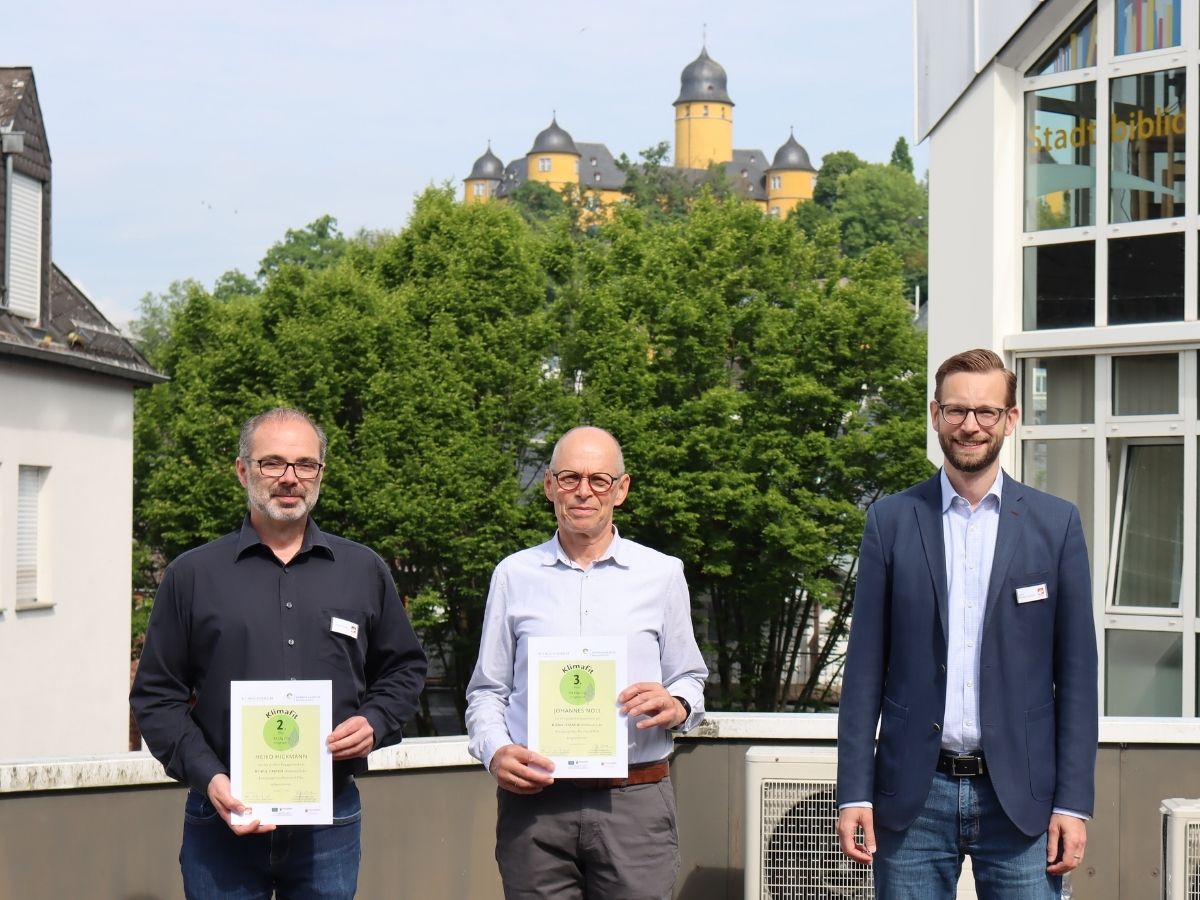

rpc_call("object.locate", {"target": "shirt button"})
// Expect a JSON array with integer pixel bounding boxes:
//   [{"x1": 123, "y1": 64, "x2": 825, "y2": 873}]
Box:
[
  {"x1": 933, "y1": 723, "x2": 941, "y2": 732},
  {"x1": 286, "y1": 602, "x2": 293, "y2": 609},
  {"x1": 288, "y1": 639, "x2": 295, "y2": 646}
]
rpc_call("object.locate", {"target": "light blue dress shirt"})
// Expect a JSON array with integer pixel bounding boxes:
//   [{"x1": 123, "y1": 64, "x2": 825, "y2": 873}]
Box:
[
  {"x1": 940, "y1": 467, "x2": 1003, "y2": 754},
  {"x1": 465, "y1": 528, "x2": 708, "y2": 771}
]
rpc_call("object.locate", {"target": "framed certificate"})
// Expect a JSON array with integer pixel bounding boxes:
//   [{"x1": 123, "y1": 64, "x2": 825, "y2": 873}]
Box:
[
  {"x1": 229, "y1": 680, "x2": 333, "y2": 825},
  {"x1": 526, "y1": 636, "x2": 628, "y2": 778}
]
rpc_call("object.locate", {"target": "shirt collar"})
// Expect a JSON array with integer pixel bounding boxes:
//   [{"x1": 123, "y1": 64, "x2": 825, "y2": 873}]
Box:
[
  {"x1": 234, "y1": 515, "x2": 335, "y2": 561},
  {"x1": 543, "y1": 526, "x2": 629, "y2": 568},
  {"x1": 939, "y1": 467, "x2": 1004, "y2": 514}
]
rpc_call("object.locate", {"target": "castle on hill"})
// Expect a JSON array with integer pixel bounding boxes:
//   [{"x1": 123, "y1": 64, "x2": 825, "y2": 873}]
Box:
[{"x1": 462, "y1": 47, "x2": 816, "y2": 218}]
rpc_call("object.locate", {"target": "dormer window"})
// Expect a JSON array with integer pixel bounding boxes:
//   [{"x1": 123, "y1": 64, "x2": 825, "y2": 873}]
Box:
[{"x1": 590, "y1": 157, "x2": 597, "y2": 166}]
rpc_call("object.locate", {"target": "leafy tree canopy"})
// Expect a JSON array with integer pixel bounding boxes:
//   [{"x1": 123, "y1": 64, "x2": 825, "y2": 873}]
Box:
[{"x1": 132, "y1": 184, "x2": 928, "y2": 727}]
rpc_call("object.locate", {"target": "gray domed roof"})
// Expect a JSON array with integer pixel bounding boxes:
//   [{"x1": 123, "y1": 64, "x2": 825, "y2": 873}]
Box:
[
  {"x1": 769, "y1": 132, "x2": 816, "y2": 172},
  {"x1": 466, "y1": 145, "x2": 504, "y2": 181},
  {"x1": 528, "y1": 116, "x2": 579, "y2": 156},
  {"x1": 674, "y1": 47, "x2": 733, "y2": 105}
]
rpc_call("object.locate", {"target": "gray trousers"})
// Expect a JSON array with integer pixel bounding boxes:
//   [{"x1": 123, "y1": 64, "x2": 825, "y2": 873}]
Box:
[{"x1": 495, "y1": 776, "x2": 680, "y2": 900}]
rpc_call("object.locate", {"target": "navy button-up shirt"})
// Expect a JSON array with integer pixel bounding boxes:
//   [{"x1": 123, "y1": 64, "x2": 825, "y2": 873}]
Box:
[{"x1": 131, "y1": 517, "x2": 427, "y2": 794}]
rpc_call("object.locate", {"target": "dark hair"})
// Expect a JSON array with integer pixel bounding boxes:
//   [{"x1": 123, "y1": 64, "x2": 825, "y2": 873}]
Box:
[
  {"x1": 934, "y1": 348, "x2": 1017, "y2": 408},
  {"x1": 238, "y1": 407, "x2": 327, "y2": 462}
]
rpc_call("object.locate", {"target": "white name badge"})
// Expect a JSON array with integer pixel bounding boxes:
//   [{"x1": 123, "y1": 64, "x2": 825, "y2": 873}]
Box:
[
  {"x1": 1016, "y1": 583, "x2": 1048, "y2": 604},
  {"x1": 330, "y1": 616, "x2": 359, "y2": 639}
]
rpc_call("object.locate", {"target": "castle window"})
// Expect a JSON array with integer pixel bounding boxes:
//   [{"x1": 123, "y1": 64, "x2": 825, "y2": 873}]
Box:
[
  {"x1": 770, "y1": 206, "x2": 781, "y2": 217},
  {"x1": 473, "y1": 182, "x2": 486, "y2": 197},
  {"x1": 771, "y1": 175, "x2": 782, "y2": 190},
  {"x1": 594, "y1": 173, "x2": 602, "y2": 184},
  {"x1": 590, "y1": 157, "x2": 597, "y2": 166},
  {"x1": 741, "y1": 170, "x2": 748, "y2": 178},
  {"x1": 538, "y1": 157, "x2": 552, "y2": 173},
  {"x1": 703, "y1": 105, "x2": 709, "y2": 117}
]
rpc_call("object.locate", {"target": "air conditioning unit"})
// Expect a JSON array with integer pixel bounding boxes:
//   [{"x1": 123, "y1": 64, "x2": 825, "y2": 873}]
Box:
[
  {"x1": 1160, "y1": 798, "x2": 1200, "y2": 899},
  {"x1": 744, "y1": 746, "x2": 978, "y2": 899}
]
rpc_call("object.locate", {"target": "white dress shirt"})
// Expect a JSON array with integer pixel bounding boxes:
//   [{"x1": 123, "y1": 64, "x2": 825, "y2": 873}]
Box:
[{"x1": 465, "y1": 528, "x2": 708, "y2": 771}]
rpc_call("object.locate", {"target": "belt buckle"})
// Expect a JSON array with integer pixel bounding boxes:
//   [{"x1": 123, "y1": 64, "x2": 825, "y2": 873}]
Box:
[{"x1": 950, "y1": 755, "x2": 982, "y2": 777}]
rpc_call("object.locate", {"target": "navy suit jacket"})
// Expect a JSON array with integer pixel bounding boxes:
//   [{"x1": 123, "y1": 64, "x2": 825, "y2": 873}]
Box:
[{"x1": 836, "y1": 471, "x2": 1098, "y2": 837}]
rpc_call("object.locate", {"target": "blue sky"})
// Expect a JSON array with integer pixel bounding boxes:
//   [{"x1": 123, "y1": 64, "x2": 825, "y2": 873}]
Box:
[{"x1": 9, "y1": 1, "x2": 924, "y2": 327}]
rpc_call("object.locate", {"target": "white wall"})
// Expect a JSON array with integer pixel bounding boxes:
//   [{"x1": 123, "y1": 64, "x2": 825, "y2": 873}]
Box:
[
  {"x1": 925, "y1": 62, "x2": 1024, "y2": 469},
  {"x1": 0, "y1": 357, "x2": 135, "y2": 759}
]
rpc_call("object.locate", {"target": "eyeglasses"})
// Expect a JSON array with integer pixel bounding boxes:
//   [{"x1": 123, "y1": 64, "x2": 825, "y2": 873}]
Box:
[
  {"x1": 550, "y1": 470, "x2": 622, "y2": 494},
  {"x1": 251, "y1": 458, "x2": 324, "y2": 480},
  {"x1": 936, "y1": 404, "x2": 1010, "y2": 427}
]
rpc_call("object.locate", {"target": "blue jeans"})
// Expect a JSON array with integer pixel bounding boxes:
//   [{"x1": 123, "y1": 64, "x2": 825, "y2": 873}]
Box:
[
  {"x1": 180, "y1": 779, "x2": 362, "y2": 899},
  {"x1": 874, "y1": 771, "x2": 1060, "y2": 900}
]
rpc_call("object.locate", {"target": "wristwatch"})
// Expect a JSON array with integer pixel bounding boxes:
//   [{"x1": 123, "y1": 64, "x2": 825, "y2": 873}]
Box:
[{"x1": 670, "y1": 696, "x2": 692, "y2": 732}]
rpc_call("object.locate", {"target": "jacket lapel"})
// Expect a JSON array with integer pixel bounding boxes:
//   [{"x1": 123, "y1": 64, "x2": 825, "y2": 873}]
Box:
[
  {"x1": 913, "y1": 474, "x2": 950, "y2": 646},
  {"x1": 983, "y1": 472, "x2": 1024, "y2": 635}
]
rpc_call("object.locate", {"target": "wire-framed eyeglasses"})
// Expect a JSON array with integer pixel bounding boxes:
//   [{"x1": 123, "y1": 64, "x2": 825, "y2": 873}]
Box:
[{"x1": 549, "y1": 470, "x2": 622, "y2": 494}]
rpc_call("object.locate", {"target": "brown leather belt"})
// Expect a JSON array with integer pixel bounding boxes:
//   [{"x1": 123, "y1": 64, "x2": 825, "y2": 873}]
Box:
[{"x1": 569, "y1": 758, "x2": 670, "y2": 790}]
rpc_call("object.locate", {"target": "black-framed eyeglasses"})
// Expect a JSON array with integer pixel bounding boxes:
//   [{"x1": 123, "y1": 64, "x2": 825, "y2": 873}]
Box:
[
  {"x1": 251, "y1": 458, "x2": 324, "y2": 480},
  {"x1": 550, "y1": 470, "x2": 622, "y2": 494},
  {"x1": 936, "y1": 404, "x2": 1010, "y2": 427}
]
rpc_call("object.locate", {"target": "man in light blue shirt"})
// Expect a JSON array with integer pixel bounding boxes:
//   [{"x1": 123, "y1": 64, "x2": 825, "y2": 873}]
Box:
[
  {"x1": 466, "y1": 426, "x2": 708, "y2": 900},
  {"x1": 836, "y1": 349, "x2": 1097, "y2": 899}
]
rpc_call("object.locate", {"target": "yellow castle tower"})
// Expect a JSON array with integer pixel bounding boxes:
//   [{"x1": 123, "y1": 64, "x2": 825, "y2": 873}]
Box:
[
  {"x1": 766, "y1": 130, "x2": 817, "y2": 217},
  {"x1": 673, "y1": 47, "x2": 734, "y2": 169},
  {"x1": 463, "y1": 143, "x2": 504, "y2": 204},
  {"x1": 525, "y1": 116, "x2": 580, "y2": 192}
]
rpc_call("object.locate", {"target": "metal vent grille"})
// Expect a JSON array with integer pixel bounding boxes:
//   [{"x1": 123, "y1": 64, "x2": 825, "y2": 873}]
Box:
[
  {"x1": 758, "y1": 779, "x2": 873, "y2": 899},
  {"x1": 1187, "y1": 822, "x2": 1200, "y2": 899}
]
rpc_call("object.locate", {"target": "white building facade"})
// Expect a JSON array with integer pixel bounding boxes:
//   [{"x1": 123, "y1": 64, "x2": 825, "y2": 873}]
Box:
[
  {"x1": 1, "y1": 67, "x2": 163, "y2": 758},
  {"x1": 919, "y1": 0, "x2": 1198, "y2": 717}
]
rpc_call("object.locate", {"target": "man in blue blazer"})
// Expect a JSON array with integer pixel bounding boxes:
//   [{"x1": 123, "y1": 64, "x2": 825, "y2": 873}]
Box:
[{"x1": 836, "y1": 348, "x2": 1097, "y2": 899}]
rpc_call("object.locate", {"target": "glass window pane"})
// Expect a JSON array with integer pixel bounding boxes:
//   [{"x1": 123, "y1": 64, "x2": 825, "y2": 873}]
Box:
[
  {"x1": 1023, "y1": 243, "x2": 1095, "y2": 329},
  {"x1": 1108, "y1": 232, "x2": 1184, "y2": 324},
  {"x1": 1115, "y1": 0, "x2": 1182, "y2": 54},
  {"x1": 1112, "y1": 354, "x2": 1178, "y2": 415},
  {"x1": 1105, "y1": 630, "x2": 1181, "y2": 715},
  {"x1": 1027, "y1": 4, "x2": 1097, "y2": 75},
  {"x1": 1110, "y1": 69, "x2": 1186, "y2": 223},
  {"x1": 1022, "y1": 356, "x2": 1095, "y2": 423},
  {"x1": 1112, "y1": 444, "x2": 1183, "y2": 608},
  {"x1": 1024, "y1": 83, "x2": 1096, "y2": 230},
  {"x1": 1023, "y1": 439, "x2": 1095, "y2": 553}
]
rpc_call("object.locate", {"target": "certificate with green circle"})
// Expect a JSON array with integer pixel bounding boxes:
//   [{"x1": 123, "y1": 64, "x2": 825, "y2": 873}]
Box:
[
  {"x1": 527, "y1": 637, "x2": 628, "y2": 777},
  {"x1": 230, "y1": 680, "x2": 333, "y2": 825}
]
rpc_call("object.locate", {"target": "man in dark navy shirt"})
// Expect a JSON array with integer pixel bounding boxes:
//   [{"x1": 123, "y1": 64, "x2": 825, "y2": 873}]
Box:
[{"x1": 131, "y1": 407, "x2": 426, "y2": 899}]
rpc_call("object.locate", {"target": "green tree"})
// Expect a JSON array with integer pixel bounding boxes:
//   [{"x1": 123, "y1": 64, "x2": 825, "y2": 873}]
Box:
[
  {"x1": 256, "y1": 214, "x2": 348, "y2": 280},
  {"x1": 212, "y1": 268, "x2": 260, "y2": 300},
  {"x1": 558, "y1": 196, "x2": 929, "y2": 710},
  {"x1": 812, "y1": 150, "x2": 866, "y2": 209},
  {"x1": 615, "y1": 142, "x2": 693, "y2": 219},
  {"x1": 889, "y1": 136, "x2": 914, "y2": 174},
  {"x1": 508, "y1": 180, "x2": 571, "y2": 227},
  {"x1": 833, "y1": 163, "x2": 928, "y2": 298},
  {"x1": 131, "y1": 187, "x2": 929, "y2": 726}
]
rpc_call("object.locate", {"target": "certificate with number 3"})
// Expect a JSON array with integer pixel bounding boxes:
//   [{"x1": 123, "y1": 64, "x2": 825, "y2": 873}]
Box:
[{"x1": 527, "y1": 637, "x2": 628, "y2": 778}]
